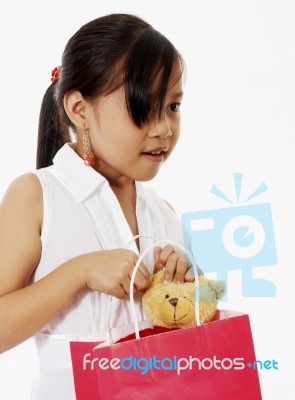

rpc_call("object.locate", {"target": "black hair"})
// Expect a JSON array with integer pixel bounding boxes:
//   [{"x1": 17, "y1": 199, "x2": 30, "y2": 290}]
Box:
[{"x1": 37, "y1": 13, "x2": 184, "y2": 169}]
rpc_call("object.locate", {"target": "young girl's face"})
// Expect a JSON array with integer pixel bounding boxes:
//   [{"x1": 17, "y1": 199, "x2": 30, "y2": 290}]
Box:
[{"x1": 85, "y1": 69, "x2": 183, "y2": 184}]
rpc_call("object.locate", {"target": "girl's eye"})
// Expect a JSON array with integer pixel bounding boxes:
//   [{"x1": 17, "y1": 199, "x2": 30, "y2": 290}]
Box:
[{"x1": 168, "y1": 102, "x2": 181, "y2": 112}]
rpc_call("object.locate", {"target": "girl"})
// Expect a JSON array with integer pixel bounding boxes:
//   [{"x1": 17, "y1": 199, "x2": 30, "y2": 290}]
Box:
[{"x1": 0, "y1": 13, "x2": 192, "y2": 399}]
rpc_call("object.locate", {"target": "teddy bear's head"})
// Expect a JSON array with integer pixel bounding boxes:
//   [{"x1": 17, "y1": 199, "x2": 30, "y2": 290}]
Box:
[{"x1": 142, "y1": 270, "x2": 225, "y2": 329}]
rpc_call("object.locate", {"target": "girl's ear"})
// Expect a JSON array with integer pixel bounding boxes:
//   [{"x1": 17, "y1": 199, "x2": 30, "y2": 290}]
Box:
[{"x1": 63, "y1": 91, "x2": 89, "y2": 129}]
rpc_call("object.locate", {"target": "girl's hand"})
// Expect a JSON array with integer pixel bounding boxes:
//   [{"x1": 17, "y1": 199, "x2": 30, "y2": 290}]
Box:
[
  {"x1": 153, "y1": 245, "x2": 194, "y2": 284},
  {"x1": 83, "y1": 249, "x2": 150, "y2": 299}
]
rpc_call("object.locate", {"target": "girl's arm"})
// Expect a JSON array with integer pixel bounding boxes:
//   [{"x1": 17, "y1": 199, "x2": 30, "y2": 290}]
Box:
[
  {"x1": 0, "y1": 174, "x2": 149, "y2": 353},
  {"x1": 0, "y1": 174, "x2": 84, "y2": 352}
]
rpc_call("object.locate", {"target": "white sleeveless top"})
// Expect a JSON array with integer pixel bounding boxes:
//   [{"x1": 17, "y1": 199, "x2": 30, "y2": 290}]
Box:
[{"x1": 30, "y1": 143, "x2": 184, "y2": 399}]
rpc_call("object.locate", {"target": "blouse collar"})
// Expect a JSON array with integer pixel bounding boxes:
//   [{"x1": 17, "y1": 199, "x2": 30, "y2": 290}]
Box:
[{"x1": 52, "y1": 143, "x2": 144, "y2": 203}]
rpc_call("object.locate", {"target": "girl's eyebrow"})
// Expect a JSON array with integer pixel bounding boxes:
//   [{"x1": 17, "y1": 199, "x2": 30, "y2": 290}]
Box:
[{"x1": 170, "y1": 91, "x2": 183, "y2": 98}]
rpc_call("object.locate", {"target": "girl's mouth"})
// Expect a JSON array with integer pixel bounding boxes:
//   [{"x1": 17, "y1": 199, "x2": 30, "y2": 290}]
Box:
[
  {"x1": 142, "y1": 146, "x2": 168, "y2": 162},
  {"x1": 142, "y1": 150, "x2": 165, "y2": 162}
]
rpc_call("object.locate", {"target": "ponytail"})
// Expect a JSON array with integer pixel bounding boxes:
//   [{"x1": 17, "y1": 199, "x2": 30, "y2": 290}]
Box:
[{"x1": 36, "y1": 83, "x2": 70, "y2": 169}]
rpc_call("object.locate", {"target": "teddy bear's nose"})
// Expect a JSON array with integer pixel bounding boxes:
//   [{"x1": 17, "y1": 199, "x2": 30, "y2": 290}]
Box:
[{"x1": 169, "y1": 298, "x2": 178, "y2": 307}]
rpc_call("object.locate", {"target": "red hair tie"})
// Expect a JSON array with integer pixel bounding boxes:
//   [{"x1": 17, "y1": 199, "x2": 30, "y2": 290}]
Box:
[{"x1": 51, "y1": 66, "x2": 61, "y2": 83}]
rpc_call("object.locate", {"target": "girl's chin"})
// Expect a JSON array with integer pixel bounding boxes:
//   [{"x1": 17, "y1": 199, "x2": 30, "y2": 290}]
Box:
[{"x1": 135, "y1": 168, "x2": 162, "y2": 182}]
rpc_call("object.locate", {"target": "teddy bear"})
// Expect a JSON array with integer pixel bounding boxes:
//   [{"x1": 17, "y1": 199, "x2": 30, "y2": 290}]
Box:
[{"x1": 142, "y1": 269, "x2": 225, "y2": 329}]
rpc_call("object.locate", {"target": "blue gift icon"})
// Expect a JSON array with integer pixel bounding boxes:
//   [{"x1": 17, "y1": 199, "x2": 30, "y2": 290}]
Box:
[{"x1": 181, "y1": 174, "x2": 277, "y2": 298}]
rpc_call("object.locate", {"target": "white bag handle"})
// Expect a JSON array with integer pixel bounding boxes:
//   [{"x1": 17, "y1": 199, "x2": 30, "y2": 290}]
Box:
[
  {"x1": 105, "y1": 236, "x2": 200, "y2": 344},
  {"x1": 104, "y1": 235, "x2": 158, "y2": 345},
  {"x1": 129, "y1": 239, "x2": 200, "y2": 339}
]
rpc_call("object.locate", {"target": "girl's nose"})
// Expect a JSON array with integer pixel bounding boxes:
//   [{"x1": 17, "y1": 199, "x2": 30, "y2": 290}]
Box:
[{"x1": 148, "y1": 117, "x2": 172, "y2": 139}]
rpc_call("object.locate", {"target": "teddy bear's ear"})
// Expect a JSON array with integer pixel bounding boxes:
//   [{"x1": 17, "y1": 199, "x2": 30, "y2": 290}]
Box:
[
  {"x1": 150, "y1": 269, "x2": 165, "y2": 285},
  {"x1": 212, "y1": 281, "x2": 226, "y2": 300}
]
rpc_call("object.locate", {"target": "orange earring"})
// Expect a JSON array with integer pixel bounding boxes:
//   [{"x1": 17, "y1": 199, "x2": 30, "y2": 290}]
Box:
[{"x1": 82, "y1": 127, "x2": 94, "y2": 166}]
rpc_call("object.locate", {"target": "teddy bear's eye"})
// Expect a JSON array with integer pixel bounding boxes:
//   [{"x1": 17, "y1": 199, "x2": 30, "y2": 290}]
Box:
[{"x1": 165, "y1": 294, "x2": 170, "y2": 299}]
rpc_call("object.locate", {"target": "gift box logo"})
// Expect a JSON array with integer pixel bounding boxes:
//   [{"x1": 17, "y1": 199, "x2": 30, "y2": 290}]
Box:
[{"x1": 181, "y1": 173, "x2": 277, "y2": 298}]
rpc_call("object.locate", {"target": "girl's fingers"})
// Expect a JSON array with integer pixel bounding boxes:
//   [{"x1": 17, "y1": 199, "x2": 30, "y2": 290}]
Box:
[
  {"x1": 115, "y1": 284, "x2": 129, "y2": 299},
  {"x1": 125, "y1": 259, "x2": 150, "y2": 293},
  {"x1": 163, "y1": 253, "x2": 179, "y2": 283},
  {"x1": 153, "y1": 247, "x2": 163, "y2": 271},
  {"x1": 158, "y1": 244, "x2": 176, "y2": 267},
  {"x1": 137, "y1": 262, "x2": 151, "y2": 281},
  {"x1": 174, "y1": 255, "x2": 188, "y2": 283},
  {"x1": 128, "y1": 250, "x2": 193, "y2": 289},
  {"x1": 163, "y1": 253, "x2": 190, "y2": 284},
  {"x1": 134, "y1": 266, "x2": 151, "y2": 292},
  {"x1": 184, "y1": 265, "x2": 195, "y2": 282}
]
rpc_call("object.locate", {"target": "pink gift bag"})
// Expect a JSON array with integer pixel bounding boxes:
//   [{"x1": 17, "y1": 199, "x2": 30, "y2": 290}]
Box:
[{"x1": 93, "y1": 240, "x2": 262, "y2": 400}]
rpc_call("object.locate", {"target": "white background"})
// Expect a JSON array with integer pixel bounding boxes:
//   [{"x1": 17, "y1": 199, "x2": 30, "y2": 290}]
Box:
[{"x1": 0, "y1": 0, "x2": 294, "y2": 399}]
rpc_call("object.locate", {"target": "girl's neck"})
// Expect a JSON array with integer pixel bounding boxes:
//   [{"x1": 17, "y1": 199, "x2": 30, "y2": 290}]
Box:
[
  {"x1": 110, "y1": 179, "x2": 136, "y2": 209},
  {"x1": 110, "y1": 180, "x2": 139, "y2": 249}
]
